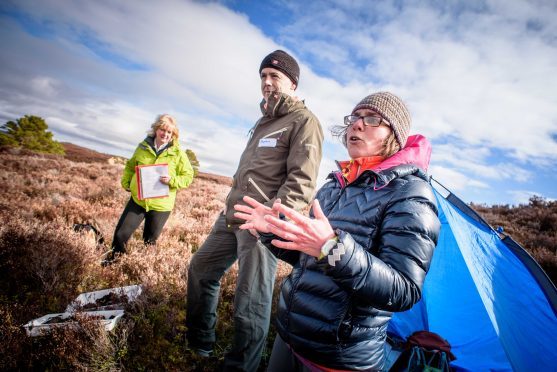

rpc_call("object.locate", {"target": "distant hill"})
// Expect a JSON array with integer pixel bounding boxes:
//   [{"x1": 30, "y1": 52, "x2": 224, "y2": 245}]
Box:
[
  {"x1": 61, "y1": 142, "x2": 232, "y2": 186},
  {"x1": 61, "y1": 142, "x2": 114, "y2": 163}
]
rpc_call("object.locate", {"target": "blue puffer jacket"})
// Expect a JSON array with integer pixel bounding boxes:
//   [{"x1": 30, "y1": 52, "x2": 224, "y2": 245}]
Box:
[{"x1": 263, "y1": 151, "x2": 440, "y2": 370}]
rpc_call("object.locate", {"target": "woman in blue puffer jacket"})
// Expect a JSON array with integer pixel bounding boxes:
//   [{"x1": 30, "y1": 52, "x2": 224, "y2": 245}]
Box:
[{"x1": 234, "y1": 92, "x2": 440, "y2": 371}]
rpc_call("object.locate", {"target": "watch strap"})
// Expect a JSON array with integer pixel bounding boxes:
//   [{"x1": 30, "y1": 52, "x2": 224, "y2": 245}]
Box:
[{"x1": 318, "y1": 236, "x2": 338, "y2": 260}]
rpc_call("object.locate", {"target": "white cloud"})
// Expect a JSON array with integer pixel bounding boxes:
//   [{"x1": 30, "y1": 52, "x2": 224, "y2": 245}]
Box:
[
  {"x1": 1, "y1": 0, "x2": 556, "y2": 204},
  {"x1": 316, "y1": 155, "x2": 339, "y2": 188},
  {"x1": 8, "y1": 0, "x2": 273, "y2": 118},
  {"x1": 507, "y1": 190, "x2": 551, "y2": 205},
  {"x1": 0, "y1": 1, "x2": 282, "y2": 174},
  {"x1": 178, "y1": 115, "x2": 248, "y2": 176},
  {"x1": 278, "y1": 0, "x2": 557, "y2": 162},
  {"x1": 29, "y1": 77, "x2": 59, "y2": 97},
  {"x1": 431, "y1": 143, "x2": 532, "y2": 182},
  {"x1": 0, "y1": 0, "x2": 373, "y2": 180},
  {"x1": 429, "y1": 165, "x2": 489, "y2": 192}
]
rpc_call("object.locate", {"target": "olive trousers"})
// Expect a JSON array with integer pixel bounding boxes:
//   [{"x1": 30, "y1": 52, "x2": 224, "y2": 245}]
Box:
[{"x1": 186, "y1": 213, "x2": 278, "y2": 371}]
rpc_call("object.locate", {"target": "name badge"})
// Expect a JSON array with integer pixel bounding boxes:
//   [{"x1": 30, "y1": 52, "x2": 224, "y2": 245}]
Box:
[{"x1": 258, "y1": 138, "x2": 277, "y2": 147}]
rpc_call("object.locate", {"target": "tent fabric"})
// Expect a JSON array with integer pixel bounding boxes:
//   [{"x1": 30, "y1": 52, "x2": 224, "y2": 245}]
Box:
[{"x1": 388, "y1": 186, "x2": 557, "y2": 371}]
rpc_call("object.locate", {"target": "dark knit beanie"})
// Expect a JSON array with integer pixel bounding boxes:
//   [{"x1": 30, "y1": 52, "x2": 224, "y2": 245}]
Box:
[
  {"x1": 259, "y1": 50, "x2": 300, "y2": 86},
  {"x1": 351, "y1": 92, "x2": 411, "y2": 148}
]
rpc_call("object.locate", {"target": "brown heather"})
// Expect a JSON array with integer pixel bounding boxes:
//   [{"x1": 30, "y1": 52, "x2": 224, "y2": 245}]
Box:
[
  {"x1": 472, "y1": 197, "x2": 557, "y2": 285},
  {"x1": 1, "y1": 144, "x2": 555, "y2": 371},
  {"x1": 0, "y1": 145, "x2": 291, "y2": 371}
]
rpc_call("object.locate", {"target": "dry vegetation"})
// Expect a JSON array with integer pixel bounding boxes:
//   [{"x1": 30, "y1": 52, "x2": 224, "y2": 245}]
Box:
[
  {"x1": 1, "y1": 144, "x2": 555, "y2": 371},
  {"x1": 0, "y1": 145, "x2": 290, "y2": 371},
  {"x1": 473, "y1": 198, "x2": 557, "y2": 285}
]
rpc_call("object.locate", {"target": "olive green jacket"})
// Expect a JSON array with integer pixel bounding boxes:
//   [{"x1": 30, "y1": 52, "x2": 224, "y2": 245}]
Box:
[
  {"x1": 225, "y1": 93, "x2": 324, "y2": 226},
  {"x1": 121, "y1": 137, "x2": 194, "y2": 212}
]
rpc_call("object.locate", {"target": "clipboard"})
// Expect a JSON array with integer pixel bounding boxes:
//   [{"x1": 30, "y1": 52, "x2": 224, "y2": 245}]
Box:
[{"x1": 135, "y1": 164, "x2": 169, "y2": 200}]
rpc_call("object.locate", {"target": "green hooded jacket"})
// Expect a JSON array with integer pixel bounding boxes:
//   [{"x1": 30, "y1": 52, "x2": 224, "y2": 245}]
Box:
[{"x1": 121, "y1": 137, "x2": 194, "y2": 212}]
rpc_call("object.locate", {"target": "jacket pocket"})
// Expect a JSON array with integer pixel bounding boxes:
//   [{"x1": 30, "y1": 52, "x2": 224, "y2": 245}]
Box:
[
  {"x1": 262, "y1": 127, "x2": 288, "y2": 139},
  {"x1": 248, "y1": 177, "x2": 271, "y2": 202},
  {"x1": 256, "y1": 128, "x2": 289, "y2": 155}
]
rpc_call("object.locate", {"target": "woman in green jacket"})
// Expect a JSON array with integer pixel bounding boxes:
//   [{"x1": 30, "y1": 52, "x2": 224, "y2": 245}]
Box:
[{"x1": 103, "y1": 114, "x2": 194, "y2": 265}]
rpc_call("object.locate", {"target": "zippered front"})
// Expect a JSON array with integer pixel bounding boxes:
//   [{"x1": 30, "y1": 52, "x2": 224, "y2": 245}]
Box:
[
  {"x1": 223, "y1": 92, "x2": 323, "y2": 227},
  {"x1": 248, "y1": 177, "x2": 271, "y2": 202},
  {"x1": 122, "y1": 138, "x2": 193, "y2": 213}
]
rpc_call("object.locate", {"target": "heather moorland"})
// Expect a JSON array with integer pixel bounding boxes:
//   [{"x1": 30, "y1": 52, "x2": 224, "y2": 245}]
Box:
[
  {"x1": 0, "y1": 145, "x2": 291, "y2": 371},
  {"x1": 1, "y1": 144, "x2": 555, "y2": 371}
]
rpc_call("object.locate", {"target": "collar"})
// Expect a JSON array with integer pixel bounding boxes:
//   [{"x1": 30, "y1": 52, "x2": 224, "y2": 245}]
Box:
[
  {"x1": 337, "y1": 156, "x2": 384, "y2": 184},
  {"x1": 144, "y1": 136, "x2": 174, "y2": 154},
  {"x1": 154, "y1": 141, "x2": 169, "y2": 152},
  {"x1": 331, "y1": 134, "x2": 433, "y2": 187},
  {"x1": 259, "y1": 92, "x2": 303, "y2": 118}
]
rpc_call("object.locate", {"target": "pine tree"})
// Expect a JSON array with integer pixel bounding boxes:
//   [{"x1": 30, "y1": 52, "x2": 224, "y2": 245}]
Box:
[
  {"x1": 185, "y1": 149, "x2": 200, "y2": 177},
  {"x1": 0, "y1": 115, "x2": 65, "y2": 155}
]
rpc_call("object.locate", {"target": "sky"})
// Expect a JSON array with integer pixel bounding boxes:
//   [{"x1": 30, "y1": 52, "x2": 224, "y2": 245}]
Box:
[{"x1": 1, "y1": 0, "x2": 556, "y2": 205}]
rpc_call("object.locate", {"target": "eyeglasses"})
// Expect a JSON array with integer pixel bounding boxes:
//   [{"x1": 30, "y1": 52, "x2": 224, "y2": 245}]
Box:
[{"x1": 343, "y1": 114, "x2": 389, "y2": 127}]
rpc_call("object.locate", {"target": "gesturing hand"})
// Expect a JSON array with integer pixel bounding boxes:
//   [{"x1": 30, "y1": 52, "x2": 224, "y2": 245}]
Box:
[
  {"x1": 234, "y1": 196, "x2": 281, "y2": 234},
  {"x1": 264, "y1": 199, "x2": 335, "y2": 258}
]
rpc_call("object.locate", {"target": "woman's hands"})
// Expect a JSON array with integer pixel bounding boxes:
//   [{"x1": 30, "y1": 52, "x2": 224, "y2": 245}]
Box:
[
  {"x1": 266, "y1": 199, "x2": 335, "y2": 258},
  {"x1": 234, "y1": 196, "x2": 279, "y2": 234},
  {"x1": 159, "y1": 176, "x2": 171, "y2": 185},
  {"x1": 234, "y1": 196, "x2": 335, "y2": 258}
]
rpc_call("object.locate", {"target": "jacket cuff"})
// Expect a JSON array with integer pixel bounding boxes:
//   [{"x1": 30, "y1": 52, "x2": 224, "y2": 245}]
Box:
[{"x1": 317, "y1": 230, "x2": 354, "y2": 274}]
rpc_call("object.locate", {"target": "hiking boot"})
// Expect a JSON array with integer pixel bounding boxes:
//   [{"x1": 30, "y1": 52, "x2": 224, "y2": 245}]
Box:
[
  {"x1": 187, "y1": 340, "x2": 214, "y2": 357},
  {"x1": 100, "y1": 258, "x2": 114, "y2": 267},
  {"x1": 100, "y1": 250, "x2": 120, "y2": 267},
  {"x1": 191, "y1": 346, "x2": 213, "y2": 357}
]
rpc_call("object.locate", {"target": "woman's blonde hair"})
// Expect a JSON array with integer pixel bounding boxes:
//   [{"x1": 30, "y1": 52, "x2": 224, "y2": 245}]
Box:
[
  {"x1": 381, "y1": 132, "x2": 401, "y2": 158},
  {"x1": 148, "y1": 114, "x2": 179, "y2": 141},
  {"x1": 330, "y1": 124, "x2": 401, "y2": 158}
]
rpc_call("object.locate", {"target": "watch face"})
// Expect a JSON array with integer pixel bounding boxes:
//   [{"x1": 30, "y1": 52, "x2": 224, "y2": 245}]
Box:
[{"x1": 321, "y1": 239, "x2": 337, "y2": 256}]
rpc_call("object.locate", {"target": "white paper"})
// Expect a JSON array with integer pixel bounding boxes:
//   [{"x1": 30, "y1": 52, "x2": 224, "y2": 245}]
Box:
[{"x1": 138, "y1": 164, "x2": 169, "y2": 199}]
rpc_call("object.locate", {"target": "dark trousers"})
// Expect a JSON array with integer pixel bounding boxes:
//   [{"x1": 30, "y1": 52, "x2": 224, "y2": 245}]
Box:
[
  {"x1": 186, "y1": 213, "x2": 278, "y2": 372},
  {"x1": 111, "y1": 198, "x2": 171, "y2": 254}
]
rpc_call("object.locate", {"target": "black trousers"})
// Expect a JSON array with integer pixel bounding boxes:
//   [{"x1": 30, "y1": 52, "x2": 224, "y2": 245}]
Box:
[{"x1": 111, "y1": 198, "x2": 171, "y2": 254}]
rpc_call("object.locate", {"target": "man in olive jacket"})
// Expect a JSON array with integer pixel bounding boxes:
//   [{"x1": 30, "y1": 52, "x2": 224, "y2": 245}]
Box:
[{"x1": 186, "y1": 50, "x2": 323, "y2": 371}]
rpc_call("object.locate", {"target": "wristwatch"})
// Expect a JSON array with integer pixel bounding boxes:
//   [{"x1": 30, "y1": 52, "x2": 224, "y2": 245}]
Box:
[{"x1": 319, "y1": 236, "x2": 338, "y2": 260}]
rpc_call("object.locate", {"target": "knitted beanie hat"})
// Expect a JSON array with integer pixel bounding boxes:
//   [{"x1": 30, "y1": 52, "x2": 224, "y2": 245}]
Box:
[
  {"x1": 259, "y1": 50, "x2": 300, "y2": 86},
  {"x1": 351, "y1": 92, "x2": 411, "y2": 148}
]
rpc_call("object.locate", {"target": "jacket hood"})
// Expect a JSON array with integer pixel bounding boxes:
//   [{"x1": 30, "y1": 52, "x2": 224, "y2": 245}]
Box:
[
  {"x1": 375, "y1": 134, "x2": 431, "y2": 172},
  {"x1": 259, "y1": 92, "x2": 305, "y2": 118},
  {"x1": 144, "y1": 136, "x2": 154, "y2": 145},
  {"x1": 374, "y1": 163, "x2": 430, "y2": 187},
  {"x1": 331, "y1": 134, "x2": 432, "y2": 187}
]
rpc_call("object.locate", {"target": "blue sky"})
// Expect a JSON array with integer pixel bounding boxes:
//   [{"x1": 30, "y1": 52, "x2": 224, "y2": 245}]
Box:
[{"x1": 0, "y1": 0, "x2": 556, "y2": 205}]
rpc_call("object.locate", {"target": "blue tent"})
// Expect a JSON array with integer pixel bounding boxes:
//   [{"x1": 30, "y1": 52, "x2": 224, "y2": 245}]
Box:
[{"x1": 388, "y1": 181, "x2": 557, "y2": 371}]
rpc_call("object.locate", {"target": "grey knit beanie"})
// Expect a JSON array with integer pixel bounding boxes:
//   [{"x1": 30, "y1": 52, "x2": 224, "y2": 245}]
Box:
[
  {"x1": 259, "y1": 50, "x2": 300, "y2": 86},
  {"x1": 351, "y1": 92, "x2": 411, "y2": 148}
]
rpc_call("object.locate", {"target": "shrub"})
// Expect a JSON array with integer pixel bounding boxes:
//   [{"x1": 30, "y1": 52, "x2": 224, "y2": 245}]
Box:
[
  {"x1": 186, "y1": 148, "x2": 200, "y2": 177},
  {"x1": 0, "y1": 115, "x2": 65, "y2": 155}
]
